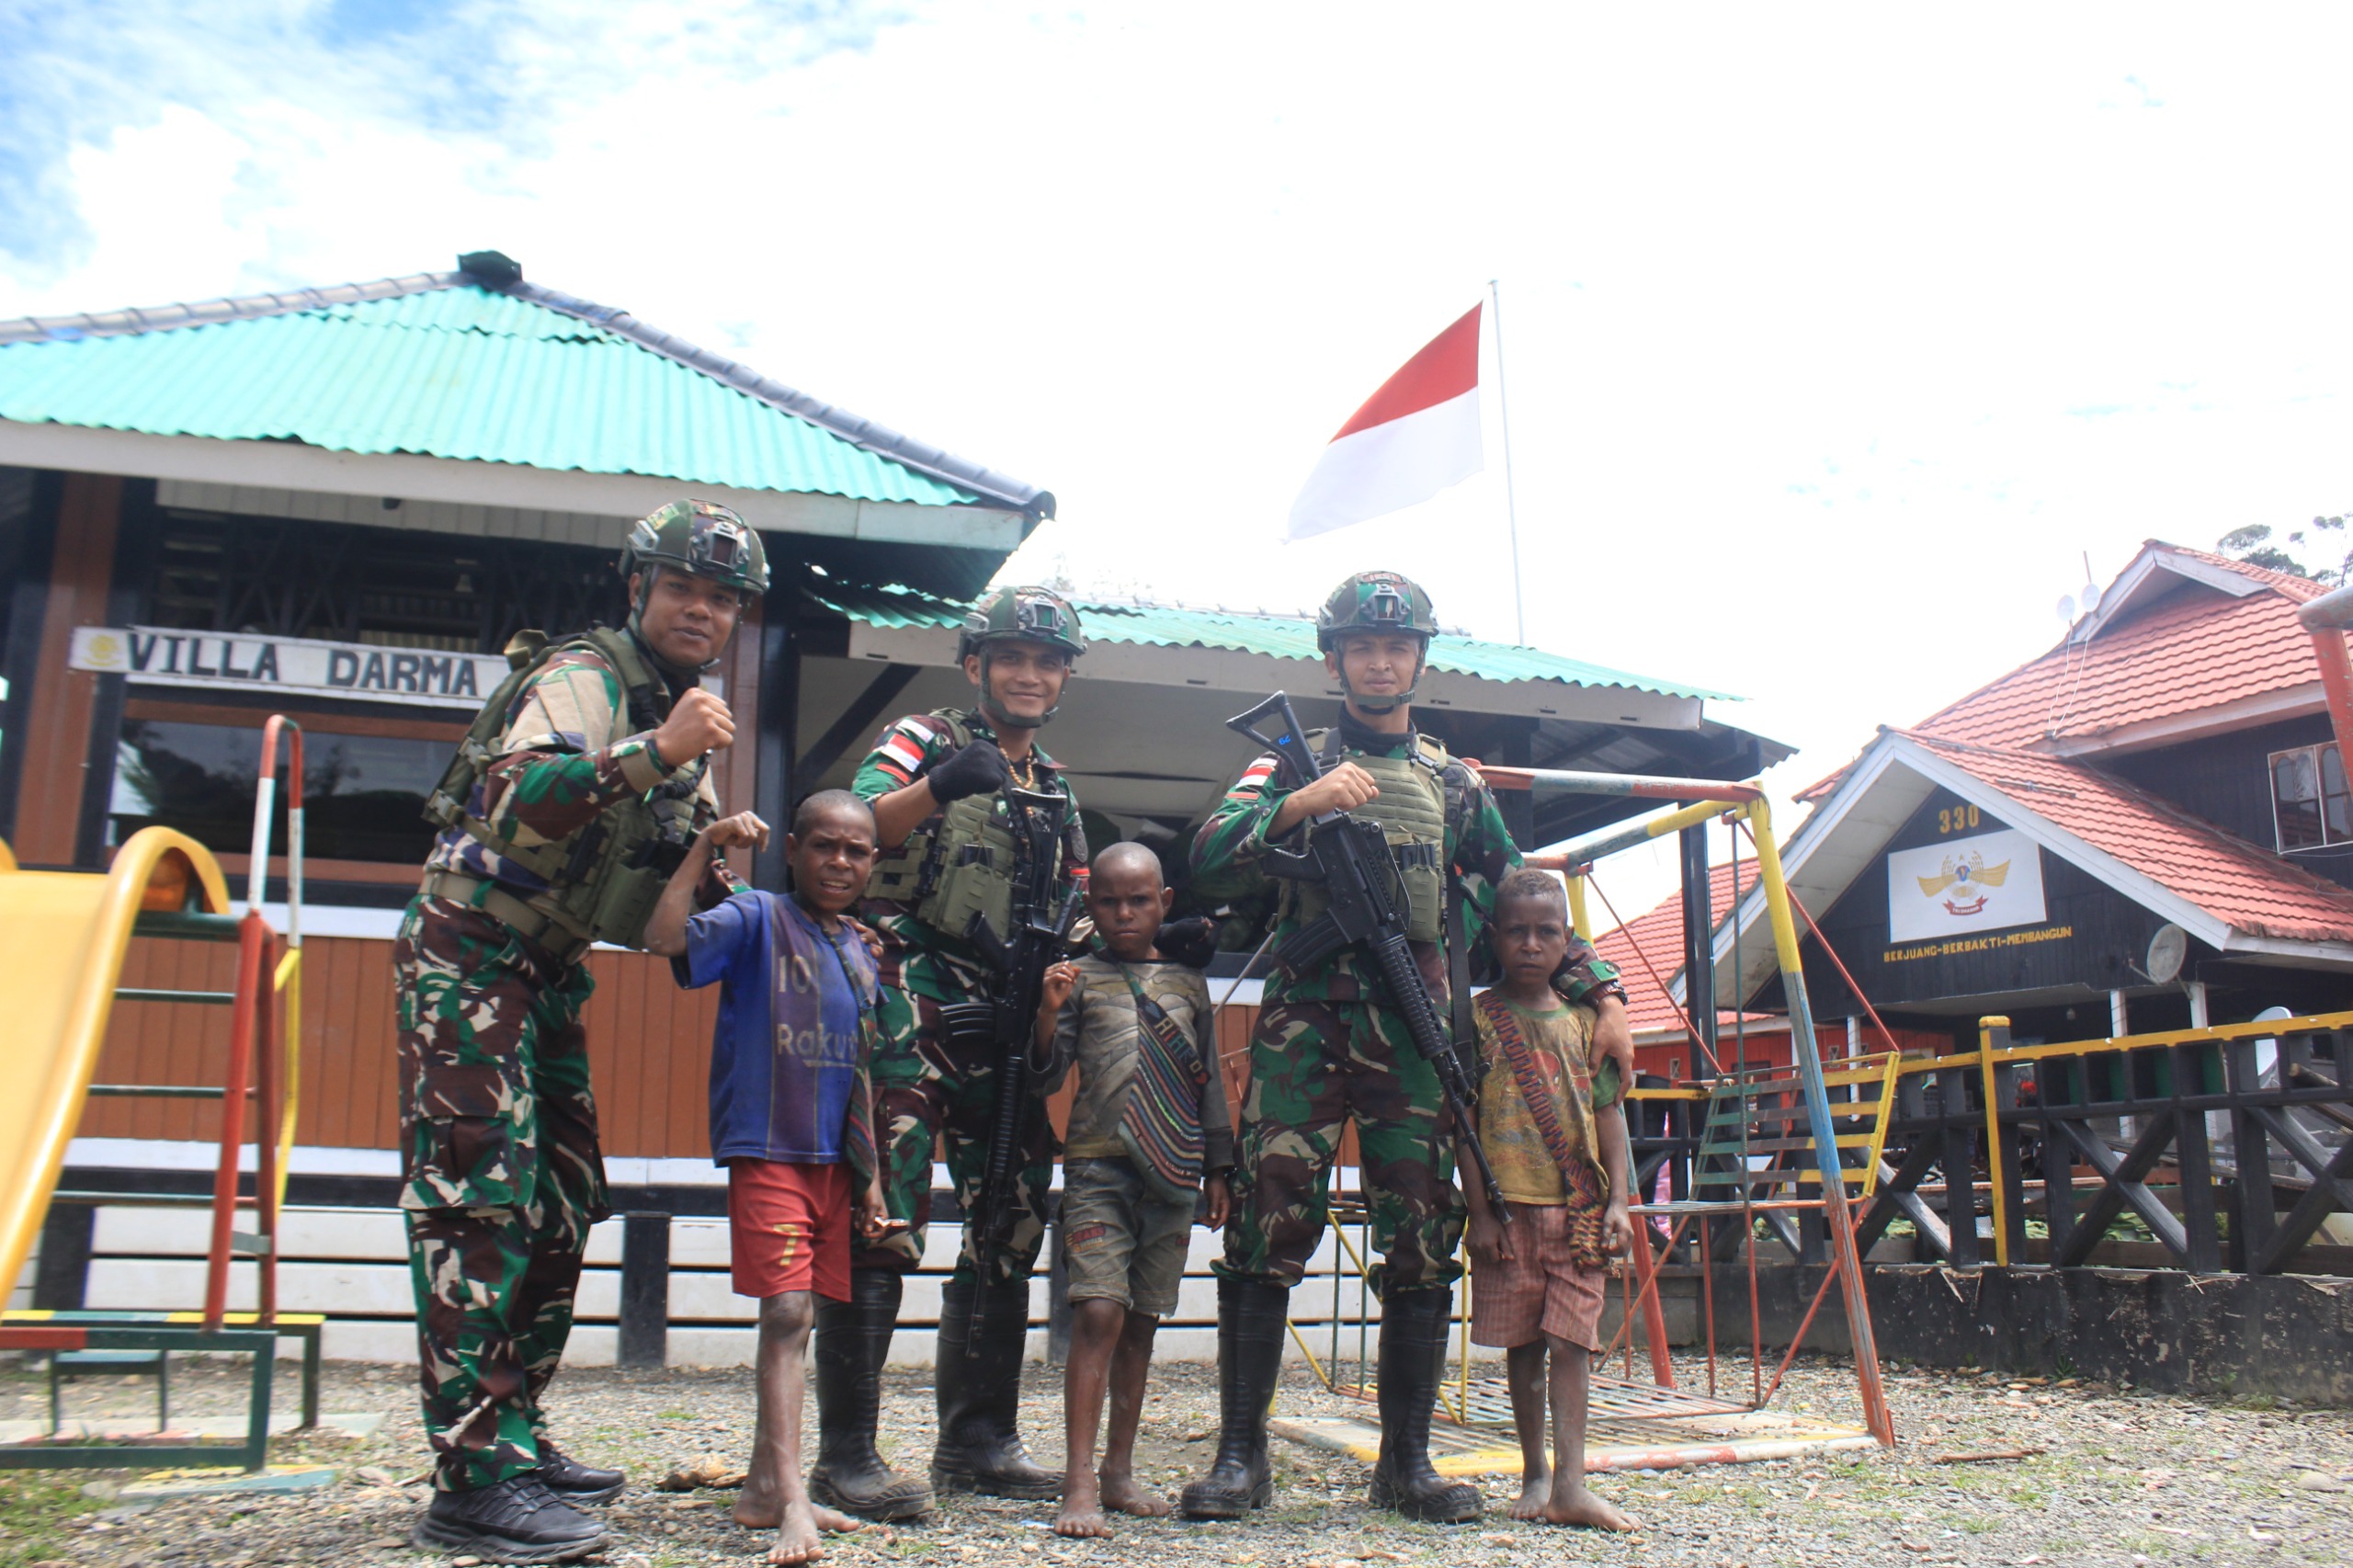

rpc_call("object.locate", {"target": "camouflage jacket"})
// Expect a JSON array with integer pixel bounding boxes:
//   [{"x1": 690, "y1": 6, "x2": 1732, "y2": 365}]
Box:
[
  {"x1": 850, "y1": 708, "x2": 1086, "y2": 1005},
  {"x1": 423, "y1": 644, "x2": 720, "y2": 895},
  {"x1": 1189, "y1": 726, "x2": 1620, "y2": 1006}
]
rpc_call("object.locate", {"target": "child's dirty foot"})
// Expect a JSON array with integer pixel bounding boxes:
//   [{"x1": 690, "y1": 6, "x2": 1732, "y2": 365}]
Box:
[
  {"x1": 1055, "y1": 1473, "x2": 1112, "y2": 1538},
  {"x1": 734, "y1": 1474, "x2": 782, "y2": 1530},
  {"x1": 767, "y1": 1497, "x2": 827, "y2": 1564},
  {"x1": 1099, "y1": 1471, "x2": 1173, "y2": 1518},
  {"x1": 1541, "y1": 1481, "x2": 1635, "y2": 1531},
  {"x1": 813, "y1": 1504, "x2": 866, "y2": 1535},
  {"x1": 1508, "y1": 1470, "x2": 1553, "y2": 1520}
]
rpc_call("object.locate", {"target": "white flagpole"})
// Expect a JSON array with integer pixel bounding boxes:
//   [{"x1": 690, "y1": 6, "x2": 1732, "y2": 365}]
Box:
[{"x1": 1489, "y1": 278, "x2": 1526, "y2": 645}]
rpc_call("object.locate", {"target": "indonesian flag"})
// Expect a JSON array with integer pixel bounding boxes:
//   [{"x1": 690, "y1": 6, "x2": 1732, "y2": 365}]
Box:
[{"x1": 1286, "y1": 303, "x2": 1483, "y2": 541}]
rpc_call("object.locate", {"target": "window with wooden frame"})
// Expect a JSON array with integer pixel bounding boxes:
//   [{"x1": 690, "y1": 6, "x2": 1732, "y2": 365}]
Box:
[
  {"x1": 2269, "y1": 742, "x2": 2352, "y2": 851},
  {"x1": 109, "y1": 700, "x2": 469, "y2": 877}
]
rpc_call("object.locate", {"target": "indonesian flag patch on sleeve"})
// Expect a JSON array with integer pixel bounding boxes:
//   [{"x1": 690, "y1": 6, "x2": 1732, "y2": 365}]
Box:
[{"x1": 876, "y1": 722, "x2": 931, "y2": 782}]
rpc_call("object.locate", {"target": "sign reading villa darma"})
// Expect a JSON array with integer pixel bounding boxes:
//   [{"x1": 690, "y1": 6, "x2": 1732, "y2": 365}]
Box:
[{"x1": 69, "y1": 626, "x2": 508, "y2": 710}]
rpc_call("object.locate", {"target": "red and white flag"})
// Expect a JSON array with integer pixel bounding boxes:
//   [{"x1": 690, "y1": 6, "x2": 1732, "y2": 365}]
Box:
[{"x1": 1286, "y1": 303, "x2": 1483, "y2": 541}]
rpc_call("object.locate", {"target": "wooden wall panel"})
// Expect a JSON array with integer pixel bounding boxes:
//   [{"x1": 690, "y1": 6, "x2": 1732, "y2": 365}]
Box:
[
  {"x1": 350, "y1": 940, "x2": 398, "y2": 1148},
  {"x1": 13, "y1": 472, "x2": 120, "y2": 865},
  {"x1": 82, "y1": 937, "x2": 236, "y2": 1142}
]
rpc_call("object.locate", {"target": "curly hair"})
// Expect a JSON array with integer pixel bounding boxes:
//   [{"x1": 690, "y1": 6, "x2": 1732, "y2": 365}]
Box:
[{"x1": 1495, "y1": 866, "x2": 1569, "y2": 916}]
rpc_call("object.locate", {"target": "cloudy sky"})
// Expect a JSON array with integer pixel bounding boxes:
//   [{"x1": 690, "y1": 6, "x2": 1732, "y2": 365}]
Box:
[{"x1": 7, "y1": 2, "x2": 2352, "y2": 912}]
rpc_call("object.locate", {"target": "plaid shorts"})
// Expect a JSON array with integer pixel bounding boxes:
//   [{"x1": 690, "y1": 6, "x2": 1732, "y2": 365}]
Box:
[{"x1": 1468, "y1": 1201, "x2": 1607, "y2": 1351}]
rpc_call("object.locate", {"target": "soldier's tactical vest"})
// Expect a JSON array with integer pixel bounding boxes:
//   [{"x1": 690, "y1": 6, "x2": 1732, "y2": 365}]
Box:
[
  {"x1": 422, "y1": 627, "x2": 702, "y2": 950},
  {"x1": 865, "y1": 710, "x2": 1070, "y2": 940},
  {"x1": 1280, "y1": 732, "x2": 1452, "y2": 943}
]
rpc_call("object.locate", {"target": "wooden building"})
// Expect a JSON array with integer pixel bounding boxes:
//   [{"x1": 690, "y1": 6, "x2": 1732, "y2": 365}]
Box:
[
  {"x1": 1686, "y1": 542, "x2": 2353, "y2": 1048},
  {"x1": 0, "y1": 253, "x2": 1788, "y2": 1173}
]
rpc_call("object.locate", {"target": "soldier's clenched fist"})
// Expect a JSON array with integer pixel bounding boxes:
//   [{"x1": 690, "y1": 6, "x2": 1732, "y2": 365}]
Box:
[
  {"x1": 1302, "y1": 760, "x2": 1381, "y2": 812},
  {"x1": 653, "y1": 687, "x2": 734, "y2": 766}
]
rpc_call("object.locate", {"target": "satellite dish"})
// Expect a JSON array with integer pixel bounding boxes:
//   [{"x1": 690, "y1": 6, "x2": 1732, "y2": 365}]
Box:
[
  {"x1": 2145, "y1": 925, "x2": 2188, "y2": 984},
  {"x1": 2056, "y1": 594, "x2": 2077, "y2": 624},
  {"x1": 2079, "y1": 583, "x2": 2102, "y2": 617}
]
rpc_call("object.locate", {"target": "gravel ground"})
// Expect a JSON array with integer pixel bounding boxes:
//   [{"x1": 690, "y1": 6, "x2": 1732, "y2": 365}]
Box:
[{"x1": 4, "y1": 1352, "x2": 2351, "y2": 1567}]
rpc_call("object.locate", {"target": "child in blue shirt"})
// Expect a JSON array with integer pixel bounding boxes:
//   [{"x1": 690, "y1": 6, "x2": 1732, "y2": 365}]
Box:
[{"x1": 649, "y1": 790, "x2": 892, "y2": 1565}]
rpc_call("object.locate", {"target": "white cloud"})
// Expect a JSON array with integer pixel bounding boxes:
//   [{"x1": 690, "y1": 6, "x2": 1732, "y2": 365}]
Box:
[{"x1": 8, "y1": 1, "x2": 2353, "y2": 923}]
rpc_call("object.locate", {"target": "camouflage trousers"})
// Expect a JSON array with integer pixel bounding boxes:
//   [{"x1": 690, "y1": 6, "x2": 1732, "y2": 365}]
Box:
[
  {"x1": 394, "y1": 895, "x2": 608, "y2": 1492},
  {"x1": 1218, "y1": 994, "x2": 1465, "y2": 1299},
  {"x1": 854, "y1": 949, "x2": 1055, "y2": 1286}
]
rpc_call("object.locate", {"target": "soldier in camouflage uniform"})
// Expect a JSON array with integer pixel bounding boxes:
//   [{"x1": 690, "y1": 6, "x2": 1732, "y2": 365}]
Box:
[
  {"x1": 809, "y1": 586, "x2": 1088, "y2": 1517},
  {"x1": 1180, "y1": 570, "x2": 1634, "y2": 1525},
  {"x1": 397, "y1": 500, "x2": 767, "y2": 1562}
]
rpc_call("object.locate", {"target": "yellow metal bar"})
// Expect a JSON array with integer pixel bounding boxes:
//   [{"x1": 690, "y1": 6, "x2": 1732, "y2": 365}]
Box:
[
  {"x1": 1979, "y1": 1017, "x2": 2010, "y2": 1267},
  {"x1": 1739, "y1": 799, "x2": 1895, "y2": 1445},
  {"x1": 1328, "y1": 1216, "x2": 1374, "y2": 1277},
  {"x1": 1564, "y1": 873, "x2": 1592, "y2": 942},
  {"x1": 1453, "y1": 1266, "x2": 1472, "y2": 1423},
  {"x1": 1734, "y1": 802, "x2": 1835, "y2": 1191},
  {"x1": 1888, "y1": 1008, "x2": 2353, "y2": 1079},
  {"x1": 273, "y1": 950, "x2": 301, "y2": 1209},
  {"x1": 1860, "y1": 1051, "x2": 1902, "y2": 1199},
  {"x1": 1286, "y1": 1318, "x2": 1335, "y2": 1391}
]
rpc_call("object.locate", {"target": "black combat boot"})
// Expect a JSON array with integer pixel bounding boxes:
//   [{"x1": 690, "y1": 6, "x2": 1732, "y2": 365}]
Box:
[
  {"x1": 811, "y1": 1268, "x2": 934, "y2": 1520},
  {"x1": 1367, "y1": 1289, "x2": 1483, "y2": 1523},
  {"x1": 1178, "y1": 1276, "x2": 1290, "y2": 1519},
  {"x1": 413, "y1": 1473, "x2": 608, "y2": 1562},
  {"x1": 929, "y1": 1274, "x2": 1059, "y2": 1498},
  {"x1": 536, "y1": 1438, "x2": 626, "y2": 1504}
]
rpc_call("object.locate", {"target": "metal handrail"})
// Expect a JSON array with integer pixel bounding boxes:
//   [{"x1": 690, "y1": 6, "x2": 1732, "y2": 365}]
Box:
[{"x1": 247, "y1": 719, "x2": 303, "y2": 1213}]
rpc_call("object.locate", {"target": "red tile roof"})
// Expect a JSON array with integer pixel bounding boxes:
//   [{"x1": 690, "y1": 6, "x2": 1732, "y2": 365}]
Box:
[
  {"x1": 1796, "y1": 542, "x2": 2337, "y2": 804},
  {"x1": 1593, "y1": 861, "x2": 1784, "y2": 1039},
  {"x1": 1915, "y1": 543, "x2": 2329, "y2": 751},
  {"x1": 1897, "y1": 730, "x2": 2353, "y2": 944}
]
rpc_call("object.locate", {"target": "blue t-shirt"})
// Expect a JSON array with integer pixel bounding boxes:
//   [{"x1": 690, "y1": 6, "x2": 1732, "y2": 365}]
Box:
[{"x1": 676, "y1": 891, "x2": 872, "y2": 1166}]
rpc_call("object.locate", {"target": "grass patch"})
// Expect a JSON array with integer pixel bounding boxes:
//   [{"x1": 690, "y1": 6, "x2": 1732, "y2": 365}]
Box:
[{"x1": 0, "y1": 1471, "x2": 109, "y2": 1568}]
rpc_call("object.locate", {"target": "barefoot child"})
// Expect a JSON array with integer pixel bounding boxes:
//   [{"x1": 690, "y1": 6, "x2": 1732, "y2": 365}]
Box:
[
  {"x1": 1033, "y1": 843, "x2": 1233, "y2": 1538},
  {"x1": 1461, "y1": 869, "x2": 1637, "y2": 1532},
  {"x1": 647, "y1": 792, "x2": 896, "y2": 1565}
]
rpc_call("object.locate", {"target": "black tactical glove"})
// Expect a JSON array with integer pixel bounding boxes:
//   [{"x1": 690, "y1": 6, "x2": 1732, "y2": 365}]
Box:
[
  {"x1": 926, "y1": 739, "x2": 1012, "y2": 804},
  {"x1": 1155, "y1": 917, "x2": 1220, "y2": 970}
]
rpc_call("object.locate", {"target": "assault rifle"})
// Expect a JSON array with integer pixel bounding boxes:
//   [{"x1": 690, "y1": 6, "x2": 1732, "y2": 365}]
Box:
[
  {"x1": 940, "y1": 785, "x2": 1086, "y2": 1348},
  {"x1": 1226, "y1": 691, "x2": 1510, "y2": 1222}
]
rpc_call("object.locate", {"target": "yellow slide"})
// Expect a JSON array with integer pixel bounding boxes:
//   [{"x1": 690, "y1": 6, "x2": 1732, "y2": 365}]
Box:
[{"x1": 0, "y1": 827, "x2": 233, "y2": 1298}]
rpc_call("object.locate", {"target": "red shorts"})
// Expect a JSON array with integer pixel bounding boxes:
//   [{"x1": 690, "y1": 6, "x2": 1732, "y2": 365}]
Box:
[{"x1": 727, "y1": 1160, "x2": 853, "y2": 1302}]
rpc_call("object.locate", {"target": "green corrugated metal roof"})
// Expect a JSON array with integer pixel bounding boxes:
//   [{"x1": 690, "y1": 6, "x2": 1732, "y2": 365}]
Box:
[
  {"x1": 806, "y1": 577, "x2": 1735, "y2": 700},
  {"x1": 0, "y1": 278, "x2": 991, "y2": 508}
]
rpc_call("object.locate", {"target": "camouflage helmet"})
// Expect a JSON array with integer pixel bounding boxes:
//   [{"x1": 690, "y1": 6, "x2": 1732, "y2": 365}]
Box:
[
  {"x1": 1316, "y1": 570, "x2": 1438, "y2": 712},
  {"x1": 1316, "y1": 570, "x2": 1438, "y2": 651},
  {"x1": 620, "y1": 499, "x2": 769, "y2": 597},
  {"x1": 957, "y1": 585, "x2": 1086, "y2": 664}
]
